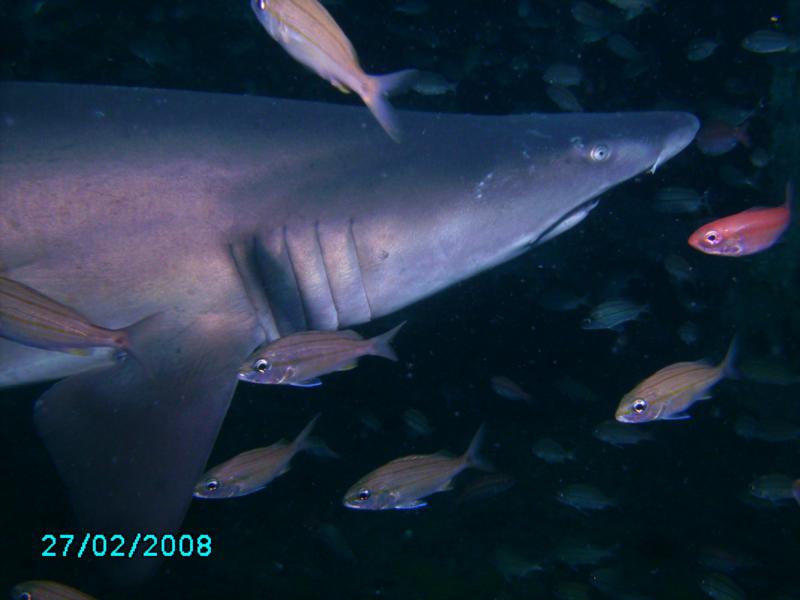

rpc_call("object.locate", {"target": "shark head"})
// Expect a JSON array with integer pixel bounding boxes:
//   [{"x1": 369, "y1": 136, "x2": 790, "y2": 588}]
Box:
[{"x1": 342, "y1": 110, "x2": 699, "y2": 320}]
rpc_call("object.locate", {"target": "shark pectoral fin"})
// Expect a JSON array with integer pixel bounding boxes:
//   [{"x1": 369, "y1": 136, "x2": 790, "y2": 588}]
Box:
[
  {"x1": 33, "y1": 312, "x2": 259, "y2": 585},
  {"x1": 290, "y1": 378, "x2": 322, "y2": 388},
  {"x1": 394, "y1": 500, "x2": 428, "y2": 510}
]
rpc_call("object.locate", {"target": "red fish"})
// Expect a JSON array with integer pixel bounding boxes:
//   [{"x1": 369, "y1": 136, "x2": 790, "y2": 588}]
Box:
[
  {"x1": 695, "y1": 120, "x2": 750, "y2": 156},
  {"x1": 688, "y1": 182, "x2": 793, "y2": 256}
]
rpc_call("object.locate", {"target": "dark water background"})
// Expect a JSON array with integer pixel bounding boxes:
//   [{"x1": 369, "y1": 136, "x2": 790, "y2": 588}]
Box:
[{"x1": 1, "y1": 0, "x2": 799, "y2": 598}]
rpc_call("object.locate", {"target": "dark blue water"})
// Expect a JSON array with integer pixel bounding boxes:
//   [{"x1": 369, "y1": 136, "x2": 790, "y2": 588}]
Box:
[{"x1": 1, "y1": 1, "x2": 799, "y2": 598}]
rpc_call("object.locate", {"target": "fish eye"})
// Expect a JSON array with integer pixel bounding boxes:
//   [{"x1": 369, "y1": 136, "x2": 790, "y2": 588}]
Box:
[
  {"x1": 205, "y1": 479, "x2": 219, "y2": 492},
  {"x1": 254, "y1": 359, "x2": 270, "y2": 373},
  {"x1": 632, "y1": 398, "x2": 648, "y2": 414},
  {"x1": 16, "y1": 593, "x2": 32, "y2": 600},
  {"x1": 355, "y1": 488, "x2": 371, "y2": 502},
  {"x1": 590, "y1": 144, "x2": 611, "y2": 162},
  {"x1": 704, "y1": 230, "x2": 721, "y2": 245}
]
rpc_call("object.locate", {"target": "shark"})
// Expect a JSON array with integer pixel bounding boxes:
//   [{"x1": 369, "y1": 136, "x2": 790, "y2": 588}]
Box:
[{"x1": 0, "y1": 81, "x2": 698, "y2": 582}]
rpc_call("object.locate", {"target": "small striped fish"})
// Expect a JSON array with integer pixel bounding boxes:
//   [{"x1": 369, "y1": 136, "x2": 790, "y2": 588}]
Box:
[
  {"x1": 615, "y1": 339, "x2": 737, "y2": 423},
  {"x1": 581, "y1": 299, "x2": 648, "y2": 331},
  {"x1": 0, "y1": 275, "x2": 152, "y2": 358},
  {"x1": 238, "y1": 322, "x2": 404, "y2": 387},
  {"x1": 194, "y1": 414, "x2": 324, "y2": 499},
  {"x1": 250, "y1": 0, "x2": 419, "y2": 141},
  {"x1": 343, "y1": 425, "x2": 491, "y2": 510},
  {"x1": 11, "y1": 580, "x2": 98, "y2": 600}
]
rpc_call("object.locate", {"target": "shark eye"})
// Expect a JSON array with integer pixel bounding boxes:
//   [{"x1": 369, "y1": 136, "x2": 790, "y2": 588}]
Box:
[
  {"x1": 355, "y1": 489, "x2": 371, "y2": 502},
  {"x1": 590, "y1": 144, "x2": 611, "y2": 161},
  {"x1": 254, "y1": 359, "x2": 270, "y2": 373},
  {"x1": 632, "y1": 398, "x2": 648, "y2": 414},
  {"x1": 704, "y1": 230, "x2": 721, "y2": 245},
  {"x1": 205, "y1": 480, "x2": 219, "y2": 492}
]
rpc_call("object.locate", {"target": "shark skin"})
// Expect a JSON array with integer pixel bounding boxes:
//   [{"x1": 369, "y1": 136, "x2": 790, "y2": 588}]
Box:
[{"x1": 0, "y1": 82, "x2": 698, "y2": 582}]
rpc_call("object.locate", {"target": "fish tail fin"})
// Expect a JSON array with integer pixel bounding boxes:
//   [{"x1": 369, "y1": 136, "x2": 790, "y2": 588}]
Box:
[
  {"x1": 736, "y1": 122, "x2": 751, "y2": 148},
  {"x1": 368, "y1": 321, "x2": 406, "y2": 362},
  {"x1": 462, "y1": 424, "x2": 494, "y2": 472},
  {"x1": 292, "y1": 413, "x2": 321, "y2": 453},
  {"x1": 364, "y1": 70, "x2": 420, "y2": 142},
  {"x1": 120, "y1": 312, "x2": 167, "y2": 377},
  {"x1": 720, "y1": 335, "x2": 739, "y2": 379}
]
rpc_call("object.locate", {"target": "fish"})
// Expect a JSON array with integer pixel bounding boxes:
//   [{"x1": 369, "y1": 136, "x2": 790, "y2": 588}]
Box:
[
  {"x1": 615, "y1": 338, "x2": 737, "y2": 423},
  {"x1": 741, "y1": 29, "x2": 800, "y2": 54},
  {"x1": 793, "y1": 479, "x2": 800, "y2": 507},
  {"x1": 605, "y1": 0, "x2": 656, "y2": 19},
  {"x1": 238, "y1": 323, "x2": 404, "y2": 387},
  {"x1": 556, "y1": 483, "x2": 617, "y2": 512},
  {"x1": 582, "y1": 299, "x2": 648, "y2": 331},
  {"x1": 546, "y1": 84, "x2": 585, "y2": 112},
  {"x1": 732, "y1": 415, "x2": 800, "y2": 442},
  {"x1": 686, "y1": 37, "x2": 721, "y2": 61},
  {"x1": 688, "y1": 182, "x2": 793, "y2": 257},
  {"x1": 678, "y1": 321, "x2": 700, "y2": 345},
  {"x1": 542, "y1": 63, "x2": 584, "y2": 87},
  {"x1": 653, "y1": 186, "x2": 709, "y2": 214},
  {"x1": 747, "y1": 473, "x2": 797, "y2": 504},
  {"x1": 402, "y1": 407, "x2": 433, "y2": 438},
  {"x1": 194, "y1": 414, "x2": 324, "y2": 499},
  {"x1": 0, "y1": 275, "x2": 156, "y2": 361},
  {"x1": 698, "y1": 573, "x2": 746, "y2": 600},
  {"x1": 606, "y1": 34, "x2": 644, "y2": 61},
  {"x1": 490, "y1": 375, "x2": 532, "y2": 402},
  {"x1": 456, "y1": 472, "x2": 516, "y2": 505},
  {"x1": 492, "y1": 548, "x2": 543, "y2": 582},
  {"x1": 10, "y1": 581, "x2": 97, "y2": 600},
  {"x1": 410, "y1": 71, "x2": 457, "y2": 96},
  {"x1": 532, "y1": 438, "x2": 576, "y2": 463},
  {"x1": 695, "y1": 120, "x2": 750, "y2": 156},
  {"x1": 593, "y1": 419, "x2": 654, "y2": 447},
  {"x1": 250, "y1": 0, "x2": 419, "y2": 141},
  {"x1": 556, "y1": 539, "x2": 618, "y2": 568},
  {"x1": 0, "y1": 81, "x2": 697, "y2": 583},
  {"x1": 663, "y1": 254, "x2": 697, "y2": 284},
  {"x1": 343, "y1": 425, "x2": 491, "y2": 510},
  {"x1": 553, "y1": 582, "x2": 591, "y2": 600}
]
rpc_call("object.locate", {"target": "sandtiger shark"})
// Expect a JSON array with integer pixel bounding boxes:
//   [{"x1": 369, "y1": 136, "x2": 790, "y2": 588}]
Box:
[{"x1": 0, "y1": 81, "x2": 698, "y2": 581}]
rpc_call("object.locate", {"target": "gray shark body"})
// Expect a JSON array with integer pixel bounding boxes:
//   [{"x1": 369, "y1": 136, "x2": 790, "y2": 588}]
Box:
[{"x1": 0, "y1": 82, "x2": 697, "y2": 581}]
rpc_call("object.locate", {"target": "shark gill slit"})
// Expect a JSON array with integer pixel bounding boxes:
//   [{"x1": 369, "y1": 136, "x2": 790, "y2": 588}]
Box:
[
  {"x1": 314, "y1": 219, "x2": 341, "y2": 329},
  {"x1": 348, "y1": 217, "x2": 374, "y2": 323},
  {"x1": 282, "y1": 223, "x2": 312, "y2": 329}
]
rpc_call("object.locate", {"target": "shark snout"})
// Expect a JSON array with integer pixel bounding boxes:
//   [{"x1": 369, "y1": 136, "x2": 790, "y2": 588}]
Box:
[{"x1": 650, "y1": 112, "x2": 700, "y2": 174}]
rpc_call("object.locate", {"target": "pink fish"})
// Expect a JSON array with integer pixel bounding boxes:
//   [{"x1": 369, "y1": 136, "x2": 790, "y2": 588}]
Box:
[
  {"x1": 695, "y1": 120, "x2": 750, "y2": 156},
  {"x1": 688, "y1": 182, "x2": 793, "y2": 257}
]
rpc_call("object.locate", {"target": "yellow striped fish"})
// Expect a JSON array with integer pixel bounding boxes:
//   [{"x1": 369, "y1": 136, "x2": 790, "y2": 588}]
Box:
[
  {"x1": 0, "y1": 275, "x2": 155, "y2": 359},
  {"x1": 193, "y1": 414, "x2": 328, "y2": 499},
  {"x1": 615, "y1": 338, "x2": 737, "y2": 423},
  {"x1": 11, "y1": 580, "x2": 98, "y2": 600},
  {"x1": 250, "y1": 0, "x2": 418, "y2": 141},
  {"x1": 343, "y1": 425, "x2": 492, "y2": 510}
]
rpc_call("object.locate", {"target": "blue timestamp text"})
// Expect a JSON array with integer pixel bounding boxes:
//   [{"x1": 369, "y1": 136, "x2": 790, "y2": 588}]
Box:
[{"x1": 40, "y1": 533, "x2": 212, "y2": 559}]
